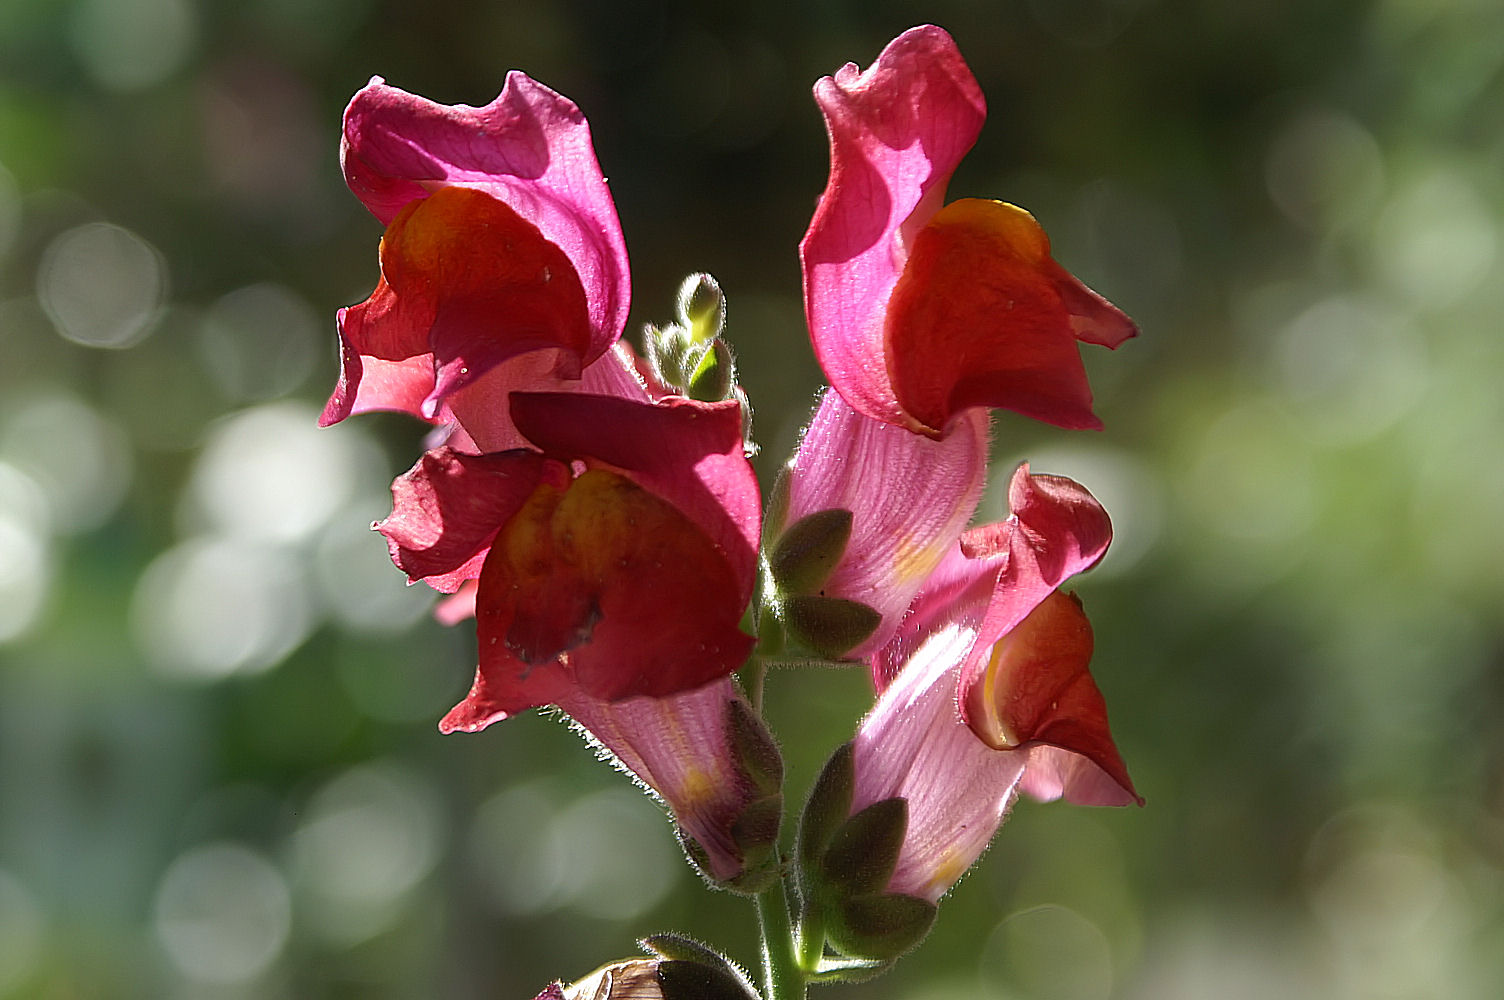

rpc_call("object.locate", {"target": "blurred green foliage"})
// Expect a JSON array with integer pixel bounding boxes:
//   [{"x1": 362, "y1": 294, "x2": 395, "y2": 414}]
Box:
[{"x1": 2, "y1": 0, "x2": 1503, "y2": 997}]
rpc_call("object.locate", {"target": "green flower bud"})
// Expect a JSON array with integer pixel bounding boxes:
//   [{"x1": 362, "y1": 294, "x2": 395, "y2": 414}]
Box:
[
  {"x1": 687, "y1": 339, "x2": 735, "y2": 402},
  {"x1": 676, "y1": 272, "x2": 725, "y2": 345}
]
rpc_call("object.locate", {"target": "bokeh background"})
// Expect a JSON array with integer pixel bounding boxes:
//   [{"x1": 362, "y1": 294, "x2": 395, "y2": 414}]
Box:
[{"x1": 3, "y1": 0, "x2": 1503, "y2": 997}]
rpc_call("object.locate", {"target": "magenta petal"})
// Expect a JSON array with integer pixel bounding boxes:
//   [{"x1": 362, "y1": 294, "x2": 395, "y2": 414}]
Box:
[
  {"x1": 509, "y1": 392, "x2": 760, "y2": 600},
  {"x1": 800, "y1": 26, "x2": 986, "y2": 430},
  {"x1": 561, "y1": 678, "x2": 755, "y2": 884},
  {"x1": 852, "y1": 623, "x2": 1026, "y2": 903},
  {"x1": 447, "y1": 343, "x2": 654, "y2": 454},
  {"x1": 784, "y1": 389, "x2": 987, "y2": 658},
  {"x1": 341, "y1": 73, "x2": 630, "y2": 368},
  {"x1": 374, "y1": 446, "x2": 557, "y2": 584},
  {"x1": 320, "y1": 312, "x2": 439, "y2": 427},
  {"x1": 955, "y1": 463, "x2": 1113, "y2": 723}
]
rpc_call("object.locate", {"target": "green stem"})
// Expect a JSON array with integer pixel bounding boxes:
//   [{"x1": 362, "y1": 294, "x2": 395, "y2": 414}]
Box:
[
  {"x1": 746, "y1": 656, "x2": 768, "y2": 716},
  {"x1": 754, "y1": 873, "x2": 806, "y2": 1000}
]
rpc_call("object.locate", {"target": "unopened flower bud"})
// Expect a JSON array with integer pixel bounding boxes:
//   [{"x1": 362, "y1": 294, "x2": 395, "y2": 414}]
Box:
[
  {"x1": 687, "y1": 339, "x2": 735, "y2": 402},
  {"x1": 645, "y1": 321, "x2": 694, "y2": 389},
  {"x1": 676, "y1": 272, "x2": 725, "y2": 345}
]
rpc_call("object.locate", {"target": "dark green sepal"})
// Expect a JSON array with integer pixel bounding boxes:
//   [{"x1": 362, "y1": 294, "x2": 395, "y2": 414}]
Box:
[
  {"x1": 761, "y1": 466, "x2": 792, "y2": 543},
  {"x1": 796, "y1": 742, "x2": 854, "y2": 876},
  {"x1": 726, "y1": 698, "x2": 783, "y2": 797},
  {"x1": 784, "y1": 595, "x2": 881, "y2": 658},
  {"x1": 768, "y1": 508, "x2": 853, "y2": 596},
  {"x1": 826, "y1": 893, "x2": 937, "y2": 962},
  {"x1": 677, "y1": 831, "x2": 717, "y2": 884},
  {"x1": 730, "y1": 794, "x2": 782, "y2": 853},
  {"x1": 639, "y1": 932, "x2": 731, "y2": 967},
  {"x1": 820, "y1": 797, "x2": 906, "y2": 897},
  {"x1": 657, "y1": 959, "x2": 761, "y2": 1000}
]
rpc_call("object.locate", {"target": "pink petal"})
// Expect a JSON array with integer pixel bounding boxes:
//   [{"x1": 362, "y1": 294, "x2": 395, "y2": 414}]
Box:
[
  {"x1": 561, "y1": 678, "x2": 755, "y2": 883},
  {"x1": 852, "y1": 623, "x2": 1026, "y2": 903},
  {"x1": 447, "y1": 343, "x2": 654, "y2": 453},
  {"x1": 320, "y1": 314, "x2": 440, "y2": 426},
  {"x1": 509, "y1": 392, "x2": 760, "y2": 600},
  {"x1": 1020, "y1": 743, "x2": 1140, "y2": 807},
  {"x1": 434, "y1": 580, "x2": 478, "y2": 624},
  {"x1": 374, "y1": 446, "x2": 560, "y2": 585},
  {"x1": 800, "y1": 25, "x2": 985, "y2": 431},
  {"x1": 783, "y1": 389, "x2": 987, "y2": 658},
  {"x1": 341, "y1": 74, "x2": 629, "y2": 366}
]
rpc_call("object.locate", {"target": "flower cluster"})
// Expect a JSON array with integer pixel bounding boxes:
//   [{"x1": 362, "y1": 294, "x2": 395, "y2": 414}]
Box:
[{"x1": 326, "y1": 24, "x2": 1140, "y2": 999}]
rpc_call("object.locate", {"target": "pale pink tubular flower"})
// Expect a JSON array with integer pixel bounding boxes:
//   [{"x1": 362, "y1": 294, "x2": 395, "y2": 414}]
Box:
[
  {"x1": 776, "y1": 388, "x2": 988, "y2": 659},
  {"x1": 323, "y1": 73, "x2": 631, "y2": 432},
  {"x1": 801, "y1": 25, "x2": 1136, "y2": 439},
  {"x1": 561, "y1": 677, "x2": 779, "y2": 889},
  {"x1": 851, "y1": 465, "x2": 1139, "y2": 902}
]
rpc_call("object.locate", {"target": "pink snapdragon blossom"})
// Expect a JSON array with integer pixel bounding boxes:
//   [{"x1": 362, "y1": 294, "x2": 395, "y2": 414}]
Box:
[
  {"x1": 323, "y1": 73, "x2": 631, "y2": 431},
  {"x1": 774, "y1": 389, "x2": 987, "y2": 659},
  {"x1": 850, "y1": 465, "x2": 1139, "y2": 903},
  {"x1": 375, "y1": 384, "x2": 761, "y2": 729},
  {"x1": 801, "y1": 25, "x2": 1137, "y2": 439},
  {"x1": 562, "y1": 677, "x2": 779, "y2": 889}
]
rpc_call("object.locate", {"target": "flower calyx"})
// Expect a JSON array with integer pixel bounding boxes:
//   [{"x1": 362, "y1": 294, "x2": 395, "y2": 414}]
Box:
[{"x1": 793, "y1": 742, "x2": 937, "y2": 965}]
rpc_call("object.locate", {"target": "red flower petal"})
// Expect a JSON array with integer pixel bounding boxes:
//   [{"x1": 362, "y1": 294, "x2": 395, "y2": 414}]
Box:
[
  {"x1": 801, "y1": 26, "x2": 985, "y2": 431},
  {"x1": 886, "y1": 199, "x2": 1137, "y2": 435},
  {"x1": 442, "y1": 468, "x2": 754, "y2": 730},
  {"x1": 962, "y1": 590, "x2": 1139, "y2": 805},
  {"x1": 329, "y1": 73, "x2": 630, "y2": 425},
  {"x1": 349, "y1": 187, "x2": 595, "y2": 417},
  {"x1": 375, "y1": 446, "x2": 559, "y2": 586},
  {"x1": 509, "y1": 392, "x2": 760, "y2": 601}
]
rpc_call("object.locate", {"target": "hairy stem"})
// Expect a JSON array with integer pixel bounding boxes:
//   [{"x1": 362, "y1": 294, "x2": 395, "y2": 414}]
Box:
[{"x1": 755, "y1": 873, "x2": 806, "y2": 1000}]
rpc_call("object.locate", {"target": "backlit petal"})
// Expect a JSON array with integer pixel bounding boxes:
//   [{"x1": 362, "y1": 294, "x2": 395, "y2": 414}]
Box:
[
  {"x1": 784, "y1": 389, "x2": 987, "y2": 659},
  {"x1": 510, "y1": 392, "x2": 760, "y2": 600},
  {"x1": 885, "y1": 199, "x2": 1137, "y2": 433},
  {"x1": 964, "y1": 590, "x2": 1139, "y2": 804},
  {"x1": 801, "y1": 26, "x2": 985, "y2": 431},
  {"x1": 442, "y1": 469, "x2": 754, "y2": 729}
]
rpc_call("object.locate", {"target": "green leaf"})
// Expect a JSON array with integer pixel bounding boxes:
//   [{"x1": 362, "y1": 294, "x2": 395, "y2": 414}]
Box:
[
  {"x1": 767, "y1": 508, "x2": 853, "y2": 596},
  {"x1": 820, "y1": 797, "x2": 907, "y2": 897}
]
